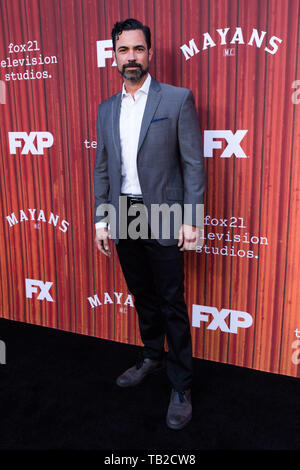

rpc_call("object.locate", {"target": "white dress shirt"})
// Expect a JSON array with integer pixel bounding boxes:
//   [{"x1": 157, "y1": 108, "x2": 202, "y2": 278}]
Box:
[
  {"x1": 119, "y1": 73, "x2": 151, "y2": 195},
  {"x1": 95, "y1": 73, "x2": 151, "y2": 229}
]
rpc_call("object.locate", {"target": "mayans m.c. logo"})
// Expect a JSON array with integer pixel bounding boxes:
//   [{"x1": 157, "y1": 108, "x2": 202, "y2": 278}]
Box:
[
  {"x1": 97, "y1": 27, "x2": 283, "y2": 69},
  {"x1": 180, "y1": 27, "x2": 283, "y2": 60},
  {"x1": 6, "y1": 209, "x2": 69, "y2": 232},
  {"x1": 88, "y1": 292, "x2": 134, "y2": 312}
]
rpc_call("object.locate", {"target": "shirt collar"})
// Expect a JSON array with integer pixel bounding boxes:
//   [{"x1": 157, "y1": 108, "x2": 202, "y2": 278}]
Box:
[{"x1": 121, "y1": 73, "x2": 152, "y2": 98}]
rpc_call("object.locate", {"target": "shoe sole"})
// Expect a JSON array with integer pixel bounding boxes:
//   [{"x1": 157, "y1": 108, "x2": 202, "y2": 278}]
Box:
[{"x1": 166, "y1": 415, "x2": 192, "y2": 430}]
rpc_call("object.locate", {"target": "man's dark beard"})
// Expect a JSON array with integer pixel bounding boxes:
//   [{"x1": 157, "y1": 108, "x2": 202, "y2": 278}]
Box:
[{"x1": 120, "y1": 62, "x2": 149, "y2": 82}]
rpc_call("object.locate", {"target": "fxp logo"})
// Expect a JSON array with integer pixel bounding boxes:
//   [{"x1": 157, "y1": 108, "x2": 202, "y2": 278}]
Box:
[
  {"x1": 9, "y1": 132, "x2": 54, "y2": 155},
  {"x1": 192, "y1": 305, "x2": 253, "y2": 334}
]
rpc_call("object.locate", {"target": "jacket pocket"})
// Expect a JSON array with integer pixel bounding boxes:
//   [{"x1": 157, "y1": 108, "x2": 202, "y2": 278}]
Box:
[{"x1": 151, "y1": 116, "x2": 169, "y2": 123}]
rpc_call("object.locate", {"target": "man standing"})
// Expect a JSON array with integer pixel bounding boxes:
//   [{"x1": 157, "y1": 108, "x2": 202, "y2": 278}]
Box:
[{"x1": 94, "y1": 18, "x2": 205, "y2": 430}]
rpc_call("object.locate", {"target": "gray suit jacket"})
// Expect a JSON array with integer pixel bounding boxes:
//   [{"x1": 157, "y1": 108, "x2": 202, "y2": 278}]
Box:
[{"x1": 94, "y1": 77, "x2": 205, "y2": 246}]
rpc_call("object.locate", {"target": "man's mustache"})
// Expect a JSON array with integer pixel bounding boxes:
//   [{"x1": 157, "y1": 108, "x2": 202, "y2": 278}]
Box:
[{"x1": 123, "y1": 63, "x2": 142, "y2": 70}]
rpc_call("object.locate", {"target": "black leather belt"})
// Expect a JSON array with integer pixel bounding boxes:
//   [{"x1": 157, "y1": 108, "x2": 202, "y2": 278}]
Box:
[{"x1": 122, "y1": 195, "x2": 143, "y2": 206}]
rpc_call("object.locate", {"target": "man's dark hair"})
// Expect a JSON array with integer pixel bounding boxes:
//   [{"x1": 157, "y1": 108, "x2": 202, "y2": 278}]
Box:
[{"x1": 111, "y1": 18, "x2": 151, "y2": 52}]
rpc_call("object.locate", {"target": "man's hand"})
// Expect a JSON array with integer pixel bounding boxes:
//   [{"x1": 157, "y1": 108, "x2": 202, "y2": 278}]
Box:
[
  {"x1": 178, "y1": 224, "x2": 201, "y2": 251},
  {"x1": 95, "y1": 227, "x2": 111, "y2": 257}
]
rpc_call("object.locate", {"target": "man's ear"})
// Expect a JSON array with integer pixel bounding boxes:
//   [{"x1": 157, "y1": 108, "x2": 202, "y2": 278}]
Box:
[
  {"x1": 112, "y1": 50, "x2": 118, "y2": 67},
  {"x1": 148, "y1": 48, "x2": 153, "y2": 63}
]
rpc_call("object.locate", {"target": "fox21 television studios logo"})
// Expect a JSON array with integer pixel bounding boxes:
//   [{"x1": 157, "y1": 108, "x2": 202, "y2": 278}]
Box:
[
  {"x1": 0, "y1": 40, "x2": 58, "y2": 82},
  {"x1": 0, "y1": 40, "x2": 58, "y2": 102}
]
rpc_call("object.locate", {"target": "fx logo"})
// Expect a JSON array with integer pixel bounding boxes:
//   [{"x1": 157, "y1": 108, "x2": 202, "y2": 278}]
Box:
[
  {"x1": 192, "y1": 305, "x2": 253, "y2": 334},
  {"x1": 96, "y1": 40, "x2": 116, "y2": 67},
  {"x1": 25, "y1": 278, "x2": 54, "y2": 302},
  {"x1": 9, "y1": 132, "x2": 54, "y2": 155},
  {"x1": 204, "y1": 130, "x2": 248, "y2": 158}
]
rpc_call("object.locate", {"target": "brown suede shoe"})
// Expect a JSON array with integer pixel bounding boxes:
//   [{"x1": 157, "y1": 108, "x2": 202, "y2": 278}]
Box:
[
  {"x1": 116, "y1": 357, "x2": 162, "y2": 387},
  {"x1": 166, "y1": 389, "x2": 192, "y2": 430}
]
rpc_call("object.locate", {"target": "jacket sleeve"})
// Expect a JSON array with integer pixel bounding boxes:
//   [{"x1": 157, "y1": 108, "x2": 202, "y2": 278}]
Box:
[
  {"x1": 93, "y1": 104, "x2": 110, "y2": 225},
  {"x1": 177, "y1": 89, "x2": 206, "y2": 226}
]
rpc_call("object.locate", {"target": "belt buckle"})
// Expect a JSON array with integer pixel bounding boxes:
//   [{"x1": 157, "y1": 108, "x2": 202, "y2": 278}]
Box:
[{"x1": 129, "y1": 197, "x2": 142, "y2": 207}]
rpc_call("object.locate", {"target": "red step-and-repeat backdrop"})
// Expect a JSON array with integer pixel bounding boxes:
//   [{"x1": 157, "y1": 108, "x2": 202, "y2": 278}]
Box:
[{"x1": 1, "y1": 0, "x2": 300, "y2": 377}]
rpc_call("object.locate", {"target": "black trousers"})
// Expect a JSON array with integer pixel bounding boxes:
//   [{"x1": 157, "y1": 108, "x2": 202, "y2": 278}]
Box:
[{"x1": 115, "y1": 220, "x2": 193, "y2": 392}]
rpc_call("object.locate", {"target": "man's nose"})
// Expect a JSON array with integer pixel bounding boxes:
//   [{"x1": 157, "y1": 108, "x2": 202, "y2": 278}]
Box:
[{"x1": 127, "y1": 49, "x2": 137, "y2": 61}]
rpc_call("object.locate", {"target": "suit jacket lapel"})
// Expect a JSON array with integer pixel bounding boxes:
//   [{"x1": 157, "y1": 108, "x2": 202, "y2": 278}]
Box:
[
  {"x1": 111, "y1": 79, "x2": 161, "y2": 163},
  {"x1": 112, "y1": 91, "x2": 122, "y2": 165},
  {"x1": 137, "y1": 78, "x2": 162, "y2": 155}
]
